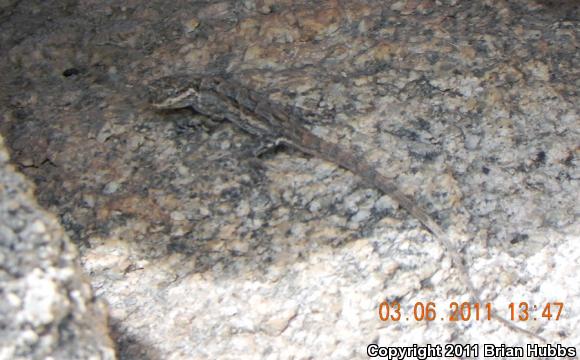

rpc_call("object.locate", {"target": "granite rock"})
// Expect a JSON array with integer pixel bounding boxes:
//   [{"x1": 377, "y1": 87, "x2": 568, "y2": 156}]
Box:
[
  {"x1": 0, "y1": 0, "x2": 578, "y2": 358},
  {"x1": 0, "y1": 135, "x2": 116, "y2": 359}
]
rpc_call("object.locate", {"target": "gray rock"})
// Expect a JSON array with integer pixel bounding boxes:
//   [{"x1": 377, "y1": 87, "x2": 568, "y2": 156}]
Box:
[
  {"x1": 0, "y1": 0, "x2": 578, "y2": 358},
  {"x1": 0, "y1": 135, "x2": 116, "y2": 360}
]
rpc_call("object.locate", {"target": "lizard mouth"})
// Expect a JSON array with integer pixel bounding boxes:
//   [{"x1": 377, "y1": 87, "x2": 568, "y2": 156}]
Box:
[
  {"x1": 150, "y1": 87, "x2": 199, "y2": 110},
  {"x1": 147, "y1": 74, "x2": 203, "y2": 110}
]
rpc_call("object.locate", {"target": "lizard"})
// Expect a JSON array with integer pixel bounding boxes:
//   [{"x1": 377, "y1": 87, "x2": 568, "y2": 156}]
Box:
[{"x1": 149, "y1": 74, "x2": 545, "y2": 341}]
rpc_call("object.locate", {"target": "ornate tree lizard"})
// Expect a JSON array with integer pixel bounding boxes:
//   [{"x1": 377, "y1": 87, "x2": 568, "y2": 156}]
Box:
[{"x1": 150, "y1": 75, "x2": 544, "y2": 341}]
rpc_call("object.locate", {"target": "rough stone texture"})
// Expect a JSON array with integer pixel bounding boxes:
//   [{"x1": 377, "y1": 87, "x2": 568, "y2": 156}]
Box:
[
  {"x1": 0, "y1": 0, "x2": 578, "y2": 359},
  {"x1": 0, "y1": 135, "x2": 116, "y2": 359}
]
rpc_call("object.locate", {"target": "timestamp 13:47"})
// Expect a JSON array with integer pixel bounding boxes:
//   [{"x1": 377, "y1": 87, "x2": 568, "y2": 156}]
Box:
[
  {"x1": 378, "y1": 301, "x2": 564, "y2": 322},
  {"x1": 510, "y1": 302, "x2": 564, "y2": 321}
]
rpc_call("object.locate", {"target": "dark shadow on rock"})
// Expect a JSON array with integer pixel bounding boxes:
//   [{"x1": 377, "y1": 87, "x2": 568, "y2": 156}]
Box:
[{"x1": 110, "y1": 318, "x2": 162, "y2": 360}]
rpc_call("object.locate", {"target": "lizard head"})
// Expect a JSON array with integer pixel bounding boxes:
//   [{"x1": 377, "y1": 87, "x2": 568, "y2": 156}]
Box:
[{"x1": 148, "y1": 75, "x2": 203, "y2": 110}]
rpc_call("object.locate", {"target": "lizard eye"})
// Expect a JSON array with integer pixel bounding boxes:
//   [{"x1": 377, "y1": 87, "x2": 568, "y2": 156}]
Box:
[{"x1": 146, "y1": 77, "x2": 177, "y2": 103}]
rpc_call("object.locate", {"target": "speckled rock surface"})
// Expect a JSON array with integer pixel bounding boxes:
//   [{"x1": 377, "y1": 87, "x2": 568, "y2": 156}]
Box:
[
  {"x1": 0, "y1": 135, "x2": 116, "y2": 359},
  {"x1": 0, "y1": 0, "x2": 578, "y2": 359}
]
